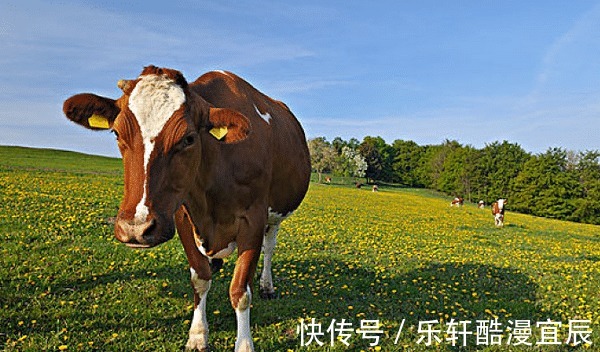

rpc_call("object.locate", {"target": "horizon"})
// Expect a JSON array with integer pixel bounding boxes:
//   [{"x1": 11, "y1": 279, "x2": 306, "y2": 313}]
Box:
[{"x1": 2, "y1": 1, "x2": 600, "y2": 158}]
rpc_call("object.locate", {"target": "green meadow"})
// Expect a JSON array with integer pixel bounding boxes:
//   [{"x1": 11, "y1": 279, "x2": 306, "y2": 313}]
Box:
[{"x1": 1, "y1": 146, "x2": 598, "y2": 351}]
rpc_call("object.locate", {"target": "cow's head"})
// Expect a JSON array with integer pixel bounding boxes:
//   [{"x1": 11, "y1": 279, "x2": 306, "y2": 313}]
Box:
[
  {"x1": 63, "y1": 66, "x2": 251, "y2": 248},
  {"x1": 498, "y1": 199, "x2": 507, "y2": 209}
]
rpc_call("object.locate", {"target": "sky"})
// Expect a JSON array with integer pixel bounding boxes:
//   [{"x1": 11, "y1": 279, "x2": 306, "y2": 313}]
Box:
[{"x1": 1, "y1": 0, "x2": 600, "y2": 157}]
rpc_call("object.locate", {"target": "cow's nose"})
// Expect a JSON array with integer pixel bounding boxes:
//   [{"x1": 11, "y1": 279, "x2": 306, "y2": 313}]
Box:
[{"x1": 115, "y1": 217, "x2": 155, "y2": 248}]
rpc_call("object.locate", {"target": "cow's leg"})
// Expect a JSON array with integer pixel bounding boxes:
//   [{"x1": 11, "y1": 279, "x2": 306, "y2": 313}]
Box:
[
  {"x1": 230, "y1": 247, "x2": 261, "y2": 352},
  {"x1": 176, "y1": 207, "x2": 212, "y2": 352},
  {"x1": 230, "y1": 208, "x2": 265, "y2": 352},
  {"x1": 188, "y1": 268, "x2": 211, "y2": 351},
  {"x1": 259, "y1": 223, "x2": 279, "y2": 299}
]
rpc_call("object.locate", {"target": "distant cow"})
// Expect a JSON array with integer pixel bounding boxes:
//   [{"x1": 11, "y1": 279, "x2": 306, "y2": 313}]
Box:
[
  {"x1": 372, "y1": 185, "x2": 379, "y2": 192},
  {"x1": 492, "y1": 199, "x2": 507, "y2": 227},
  {"x1": 325, "y1": 176, "x2": 332, "y2": 183},
  {"x1": 63, "y1": 66, "x2": 311, "y2": 352},
  {"x1": 450, "y1": 197, "x2": 464, "y2": 207},
  {"x1": 478, "y1": 200, "x2": 485, "y2": 209}
]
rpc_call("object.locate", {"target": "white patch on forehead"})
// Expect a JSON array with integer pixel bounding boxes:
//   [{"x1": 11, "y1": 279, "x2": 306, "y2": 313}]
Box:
[
  {"x1": 128, "y1": 74, "x2": 186, "y2": 221},
  {"x1": 129, "y1": 74, "x2": 186, "y2": 140},
  {"x1": 254, "y1": 104, "x2": 272, "y2": 124}
]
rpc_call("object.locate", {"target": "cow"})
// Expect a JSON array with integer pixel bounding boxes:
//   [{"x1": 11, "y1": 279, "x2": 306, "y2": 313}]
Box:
[
  {"x1": 478, "y1": 200, "x2": 485, "y2": 209},
  {"x1": 372, "y1": 184, "x2": 379, "y2": 192},
  {"x1": 62, "y1": 66, "x2": 311, "y2": 352},
  {"x1": 492, "y1": 199, "x2": 507, "y2": 227},
  {"x1": 450, "y1": 197, "x2": 464, "y2": 207}
]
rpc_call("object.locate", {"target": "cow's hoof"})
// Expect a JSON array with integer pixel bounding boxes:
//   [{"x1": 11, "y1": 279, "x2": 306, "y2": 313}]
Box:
[
  {"x1": 259, "y1": 289, "x2": 276, "y2": 300},
  {"x1": 235, "y1": 338, "x2": 254, "y2": 352},
  {"x1": 185, "y1": 335, "x2": 209, "y2": 351}
]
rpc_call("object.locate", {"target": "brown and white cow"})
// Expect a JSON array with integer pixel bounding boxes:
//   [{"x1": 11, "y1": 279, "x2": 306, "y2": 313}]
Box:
[
  {"x1": 450, "y1": 197, "x2": 464, "y2": 207},
  {"x1": 63, "y1": 66, "x2": 311, "y2": 352},
  {"x1": 491, "y1": 199, "x2": 507, "y2": 227}
]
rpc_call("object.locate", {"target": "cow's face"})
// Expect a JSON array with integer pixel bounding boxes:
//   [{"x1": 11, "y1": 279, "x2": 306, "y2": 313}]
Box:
[
  {"x1": 498, "y1": 198, "x2": 507, "y2": 209},
  {"x1": 63, "y1": 66, "x2": 250, "y2": 248}
]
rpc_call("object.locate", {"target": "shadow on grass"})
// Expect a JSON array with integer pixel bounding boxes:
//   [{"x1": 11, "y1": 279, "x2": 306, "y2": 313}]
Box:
[
  {"x1": 4, "y1": 257, "x2": 548, "y2": 351},
  {"x1": 251, "y1": 258, "x2": 546, "y2": 351}
]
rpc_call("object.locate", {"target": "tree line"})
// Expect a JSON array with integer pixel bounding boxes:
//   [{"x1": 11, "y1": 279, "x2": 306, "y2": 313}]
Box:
[{"x1": 308, "y1": 136, "x2": 600, "y2": 225}]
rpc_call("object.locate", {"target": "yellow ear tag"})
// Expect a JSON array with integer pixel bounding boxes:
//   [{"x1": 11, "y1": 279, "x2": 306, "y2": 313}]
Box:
[
  {"x1": 88, "y1": 114, "x2": 110, "y2": 129},
  {"x1": 209, "y1": 126, "x2": 228, "y2": 140}
]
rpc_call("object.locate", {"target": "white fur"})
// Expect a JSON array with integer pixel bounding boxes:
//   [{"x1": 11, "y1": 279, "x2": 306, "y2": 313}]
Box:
[
  {"x1": 187, "y1": 269, "x2": 211, "y2": 350},
  {"x1": 497, "y1": 199, "x2": 505, "y2": 210},
  {"x1": 254, "y1": 104, "x2": 271, "y2": 124},
  {"x1": 128, "y1": 74, "x2": 186, "y2": 222},
  {"x1": 260, "y1": 224, "x2": 278, "y2": 295},
  {"x1": 268, "y1": 207, "x2": 292, "y2": 223},
  {"x1": 235, "y1": 286, "x2": 254, "y2": 352},
  {"x1": 198, "y1": 241, "x2": 237, "y2": 259},
  {"x1": 495, "y1": 213, "x2": 504, "y2": 227},
  {"x1": 258, "y1": 208, "x2": 291, "y2": 296},
  {"x1": 214, "y1": 70, "x2": 230, "y2": 77}
]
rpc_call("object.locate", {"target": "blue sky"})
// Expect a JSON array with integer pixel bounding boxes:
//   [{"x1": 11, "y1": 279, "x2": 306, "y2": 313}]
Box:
[{"x1": 1, "y1": 1, "x2": 599, "y2": 157}]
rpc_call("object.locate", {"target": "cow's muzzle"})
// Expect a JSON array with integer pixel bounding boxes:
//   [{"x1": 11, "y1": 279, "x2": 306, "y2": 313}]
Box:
[{"x1": 114, "y1": 217, "x2": 156, "y2": 248}]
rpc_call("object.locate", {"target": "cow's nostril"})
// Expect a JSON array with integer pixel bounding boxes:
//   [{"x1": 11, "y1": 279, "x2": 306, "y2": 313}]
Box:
[{"x1": 115, "y1": 217, "x2": 155, "y2": 246}]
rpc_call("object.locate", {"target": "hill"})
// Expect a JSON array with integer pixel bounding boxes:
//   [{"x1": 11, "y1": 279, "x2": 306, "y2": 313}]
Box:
[
  {"x1": 1, "y1": 146, "x2": 598, "y2": 351},
  {"x1": 0, "y1": 146, "x2": 121, "y2": 173}
]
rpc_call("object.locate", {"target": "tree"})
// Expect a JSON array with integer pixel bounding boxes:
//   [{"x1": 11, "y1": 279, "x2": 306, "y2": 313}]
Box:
[
  {"x1": 438, "y1": 145, "x2": 482, "y2": 202},
  {"x1": 341, "y1": 146, "x2": 367, "y2": 179},
  {"x1": 391, "y1": 139, "x2": 425, "y2": 187},
  {"x1": 308, "y1": 137, "x2": 336, "y2": 183},
  {"x1": 418, "y1": 140, "x2": 461, "y2": 190},
  {"x1": 571, "y1": 150, "x2": 600, "y2": 224},
  {"x1": 358, "y1": 136, "x2": 394, "y2": 183},
  {"x1": 478, "y1": 141, "x2": 530, "y2": 203},
  {"x1": 331, "y1": 137, "x2": 346, "y2": 155},
  {"x1": 511, "y1": 148, "x2": 581, "y2": 219}
]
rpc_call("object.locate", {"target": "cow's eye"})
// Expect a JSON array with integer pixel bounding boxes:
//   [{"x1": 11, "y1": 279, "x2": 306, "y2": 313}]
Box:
[{"x1": 181, "y1": 134, "x2": 196, "y2": 148}]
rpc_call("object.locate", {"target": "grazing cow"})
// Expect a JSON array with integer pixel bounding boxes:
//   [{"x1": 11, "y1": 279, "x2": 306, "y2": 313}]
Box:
[
  {"x1": 478, "y1": 200, "x2": 485, "y2": 209},
  {"x1": 63, "y1": 66, "x2": 311, "y2": 352},
  {"x1": 492, "y1": 199, "x2": 507, "y2": 227},
  {"x1": 325, "y1": 176, "x2": 332, "y2": 183},
  {"x1": 450, "y1": 197, "x2": 464, "y2": 207},
  {"x1": 372, "y1": 184, "x2": 379, "y2": 192}
]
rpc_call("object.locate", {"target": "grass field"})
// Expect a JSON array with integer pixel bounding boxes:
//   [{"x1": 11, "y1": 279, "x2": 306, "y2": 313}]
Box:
[{"x1": 1, "y1": 146, "x2": 599, "y2": 351}]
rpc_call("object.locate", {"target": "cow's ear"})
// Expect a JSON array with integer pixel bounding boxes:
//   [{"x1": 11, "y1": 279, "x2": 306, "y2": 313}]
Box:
[
  {"x1": 207, "y1": 108, "x2": 251, "y2": 143},
  {"x1": 63, "y1": 93, "x2": 120, "y2": 130}
]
